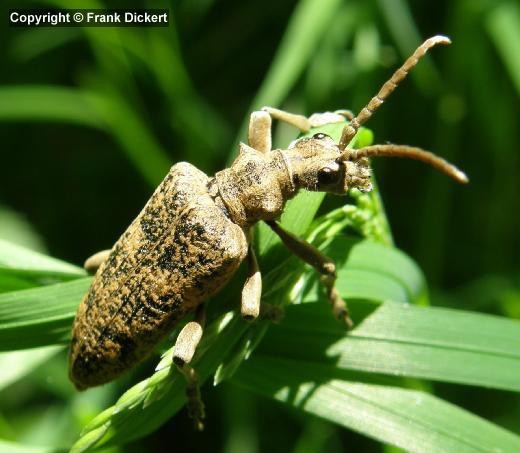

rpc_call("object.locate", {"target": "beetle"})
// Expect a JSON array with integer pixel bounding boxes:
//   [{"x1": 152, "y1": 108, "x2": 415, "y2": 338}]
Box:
[{"x1": 69, "y1": 35, "x2": 467, "y2": 429}]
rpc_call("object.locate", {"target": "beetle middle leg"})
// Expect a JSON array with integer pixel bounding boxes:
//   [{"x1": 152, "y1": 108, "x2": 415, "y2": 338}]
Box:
[
  {"x1": 266, "y1": 220, "x2": 353, "y2": 329},
  {"x1": 173, "y1": 304, "x2": 206, "y2": 430}
]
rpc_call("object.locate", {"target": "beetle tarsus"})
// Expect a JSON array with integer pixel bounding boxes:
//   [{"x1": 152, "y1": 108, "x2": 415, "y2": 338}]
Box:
[
  {"x1": 259, "y1": 303, "x2": 285, "y2": 323},
  {"x1": 184, "y1": 366, "x2": 205, "y2": 431},
  {"x1": 322, "y1": 277, "x2": 353, "y2": 329}
]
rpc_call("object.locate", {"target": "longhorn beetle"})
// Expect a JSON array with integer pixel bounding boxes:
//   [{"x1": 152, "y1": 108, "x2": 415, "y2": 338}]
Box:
[{"x1": 69, "y1": 35, "x2": 467, "y2": 429}]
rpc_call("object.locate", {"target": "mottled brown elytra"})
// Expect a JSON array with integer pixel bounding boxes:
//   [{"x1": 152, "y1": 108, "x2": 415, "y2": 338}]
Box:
[{"x1": 69, "y1": 35, "x2": 467, "y2": 430}]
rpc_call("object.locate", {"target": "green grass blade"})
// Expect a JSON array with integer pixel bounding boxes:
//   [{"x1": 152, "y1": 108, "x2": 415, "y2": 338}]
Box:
[
  {"x1": 0, "y1": 346, "x2": 63, "y2": 390},
  {"x1": 0, "y1": 239, "x2": 84, "y2": 276},
  {"x1": 0, "y1": 278, "x2": 91, "y2": 350},
  {"x1": 486, "y1": 1, "x2": 520, "y2": 95},
  {"x1": 248, "y1": 0, "x2": 343, "y2": 109},
  {"x1": 376, "y1": 0, "x2": 443, "y2": 93},
  {"x1": 0, "y1": 86, "x2": 104, "y2": 128},
  {"x1": 0, "y1": 85, "x2": 171, "y2": 187},
  {"x1": 80, "y1": 86, "x2": 171, "y2": 187},
  {"x1": 0, "y1": 204, "x2": 47, "y2": 253},
  {"x1": 11, "y1": 27, "x2": 79, "y2": 61},
  {"x1": 257, "y1": 301, "x2": 520, "y2": 392},
  {"x1": 232, "y1": 356, "x2": 520, "y2": 453},
  {"x1": 0, "y1": 439, "x2": 60, "y2": 453}
]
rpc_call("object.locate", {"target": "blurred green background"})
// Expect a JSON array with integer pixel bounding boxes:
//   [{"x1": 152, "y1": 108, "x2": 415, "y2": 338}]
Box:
[{"x1": 0, "y1": 0, "x2": 519, "y2": 452}]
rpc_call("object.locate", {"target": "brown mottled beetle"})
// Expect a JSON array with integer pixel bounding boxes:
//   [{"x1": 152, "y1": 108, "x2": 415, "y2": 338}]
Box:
[{"x1": 69, "y1": 36, "x2": 467, "y2": 429}]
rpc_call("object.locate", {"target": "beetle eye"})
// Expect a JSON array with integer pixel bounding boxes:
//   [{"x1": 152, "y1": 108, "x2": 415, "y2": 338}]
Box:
[
  {"x1": 312, "y1": 133, "x2": 330, "y2": 140},
  {"x1": 317, "y1": 167, "x2": 341, "y2": 185}
]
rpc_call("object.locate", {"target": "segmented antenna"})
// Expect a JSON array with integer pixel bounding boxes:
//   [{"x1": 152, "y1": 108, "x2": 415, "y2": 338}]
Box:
[
  {"x1": 338, "y1": 35, "x2": 451, "y2": 151},
  {"x1": 344, "y1": 145, "x2": 468, "y2": 184}
]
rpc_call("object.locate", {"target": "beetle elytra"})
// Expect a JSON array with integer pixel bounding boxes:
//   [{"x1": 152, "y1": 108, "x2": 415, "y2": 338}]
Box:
[{"x1": 69, "y1": 35, "x2": 467, "y2": 430}]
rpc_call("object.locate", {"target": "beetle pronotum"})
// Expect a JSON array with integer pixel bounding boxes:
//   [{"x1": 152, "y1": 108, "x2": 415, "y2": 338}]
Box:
[{"x1": 69, "y1": 35, "x2": 466, "y2": 429}]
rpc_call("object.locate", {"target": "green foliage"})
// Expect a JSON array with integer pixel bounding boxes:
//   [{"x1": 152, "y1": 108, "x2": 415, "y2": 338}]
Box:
[{"x1": 0, "y1": 0, "x2": 519, "y2": 452}]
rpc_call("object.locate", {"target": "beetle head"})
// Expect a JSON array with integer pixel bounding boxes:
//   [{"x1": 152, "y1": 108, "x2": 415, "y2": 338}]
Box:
[
  {"x1": 286, "y1": 133, "x2": 372, "y2": 195},
  {"x1": 286, "y1": 130, "x2": 468, "y2": 197}
]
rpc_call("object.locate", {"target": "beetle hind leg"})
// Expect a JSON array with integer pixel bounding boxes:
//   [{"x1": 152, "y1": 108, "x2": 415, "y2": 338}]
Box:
[
  {"x1": 173, "y1": 304, "x2": 206, "y2": 430},
  {"x1": 266, "y1": 221, "x2": 353, "y2": 329},
  {"x1": 241, "y1": 243, "x2": 262, "y2": 320},
  {"x1": 83, "y1": 249, "x2": 111, "y2": 275}
]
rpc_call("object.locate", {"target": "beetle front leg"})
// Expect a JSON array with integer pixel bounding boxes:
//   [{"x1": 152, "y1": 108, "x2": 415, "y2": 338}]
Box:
[
  {"x1": 248, "y1": 108, "x2": 312, "y2": 153},
  {"x1": 261, "y1": 107, "x2": 312, "y2": 133},
  {"x1": 249, "y1": 107, "x2": 352, "y2": 153},
  {"x1": 248, "y1": 111, "x2": 273, "y2": 153},
  {"x1": 173, "y1": 304, "x2": 206, "y2": 430},
  {"x1": 266, "y1": 221, "x2": 353, "y2": 329},
  {"x1": 263, "y1": 107, "x2": 354, "y2": 131}
]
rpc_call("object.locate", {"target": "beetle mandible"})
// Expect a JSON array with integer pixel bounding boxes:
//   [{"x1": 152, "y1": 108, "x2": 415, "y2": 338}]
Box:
[{"x1": 69, "y1": 35, "x2": 467, "y2": 429}]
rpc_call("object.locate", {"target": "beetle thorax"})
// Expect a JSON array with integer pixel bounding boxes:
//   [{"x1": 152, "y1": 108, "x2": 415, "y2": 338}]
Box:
[{"x1": 214, "y1": 144, "x2": 296, "y2": 227}]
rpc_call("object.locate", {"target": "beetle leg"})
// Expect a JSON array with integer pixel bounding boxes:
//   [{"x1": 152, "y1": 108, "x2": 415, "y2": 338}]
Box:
[
  {"x1": 83, "y1": 250, "x2": 111, "y2": 275},
  {"x1": 248, "y1": 107, "x2": 310, "y2": 153},
  {"x1": 252, "y1": 107, "x2": 353, "y2": 152},
  {"x1": 241, "y1": 244, "x2": 262, "y2": 320},
  {"x1": 173, "y1": 304, "x2": 206, "y2": 430},
  {"x1": 334, "y1": 109, "x2": 354, "y2": 120},
  {"x1": 266, "y1": 221, "x2": 353, "y2": 329},
  {"x1": 261, "y1": 107, "x2": 311, "y2": 132},
  {"x1": 264, "y1": 107, "x2": 356, "y2": 130},
  {"x1": 248, "y1": 110, "x2": 272, "y2": 153},
  {"x1": 173, "y1": 305, "x2": 205, "y2": 367}
]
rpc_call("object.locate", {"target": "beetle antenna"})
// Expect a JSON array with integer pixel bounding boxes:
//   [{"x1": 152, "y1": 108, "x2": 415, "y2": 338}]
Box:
[
  {"x1": 338, "y1": 35, "x2": 451, "y2": 151},
  {"x1": 342, "y1": 144, "x2": 468, "y2": 183}
]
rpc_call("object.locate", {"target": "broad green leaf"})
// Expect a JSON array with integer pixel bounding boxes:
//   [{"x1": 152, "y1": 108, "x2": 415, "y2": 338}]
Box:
[
  {"x1": 0, "y1": 278, "x2": 91, "y2": 351},
  {"x1": 232, "y1": 356, "x2": 520, "y2": 453},
  {"x1": 258, "y1": 301, "x2": 520, "y2": 392}
]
